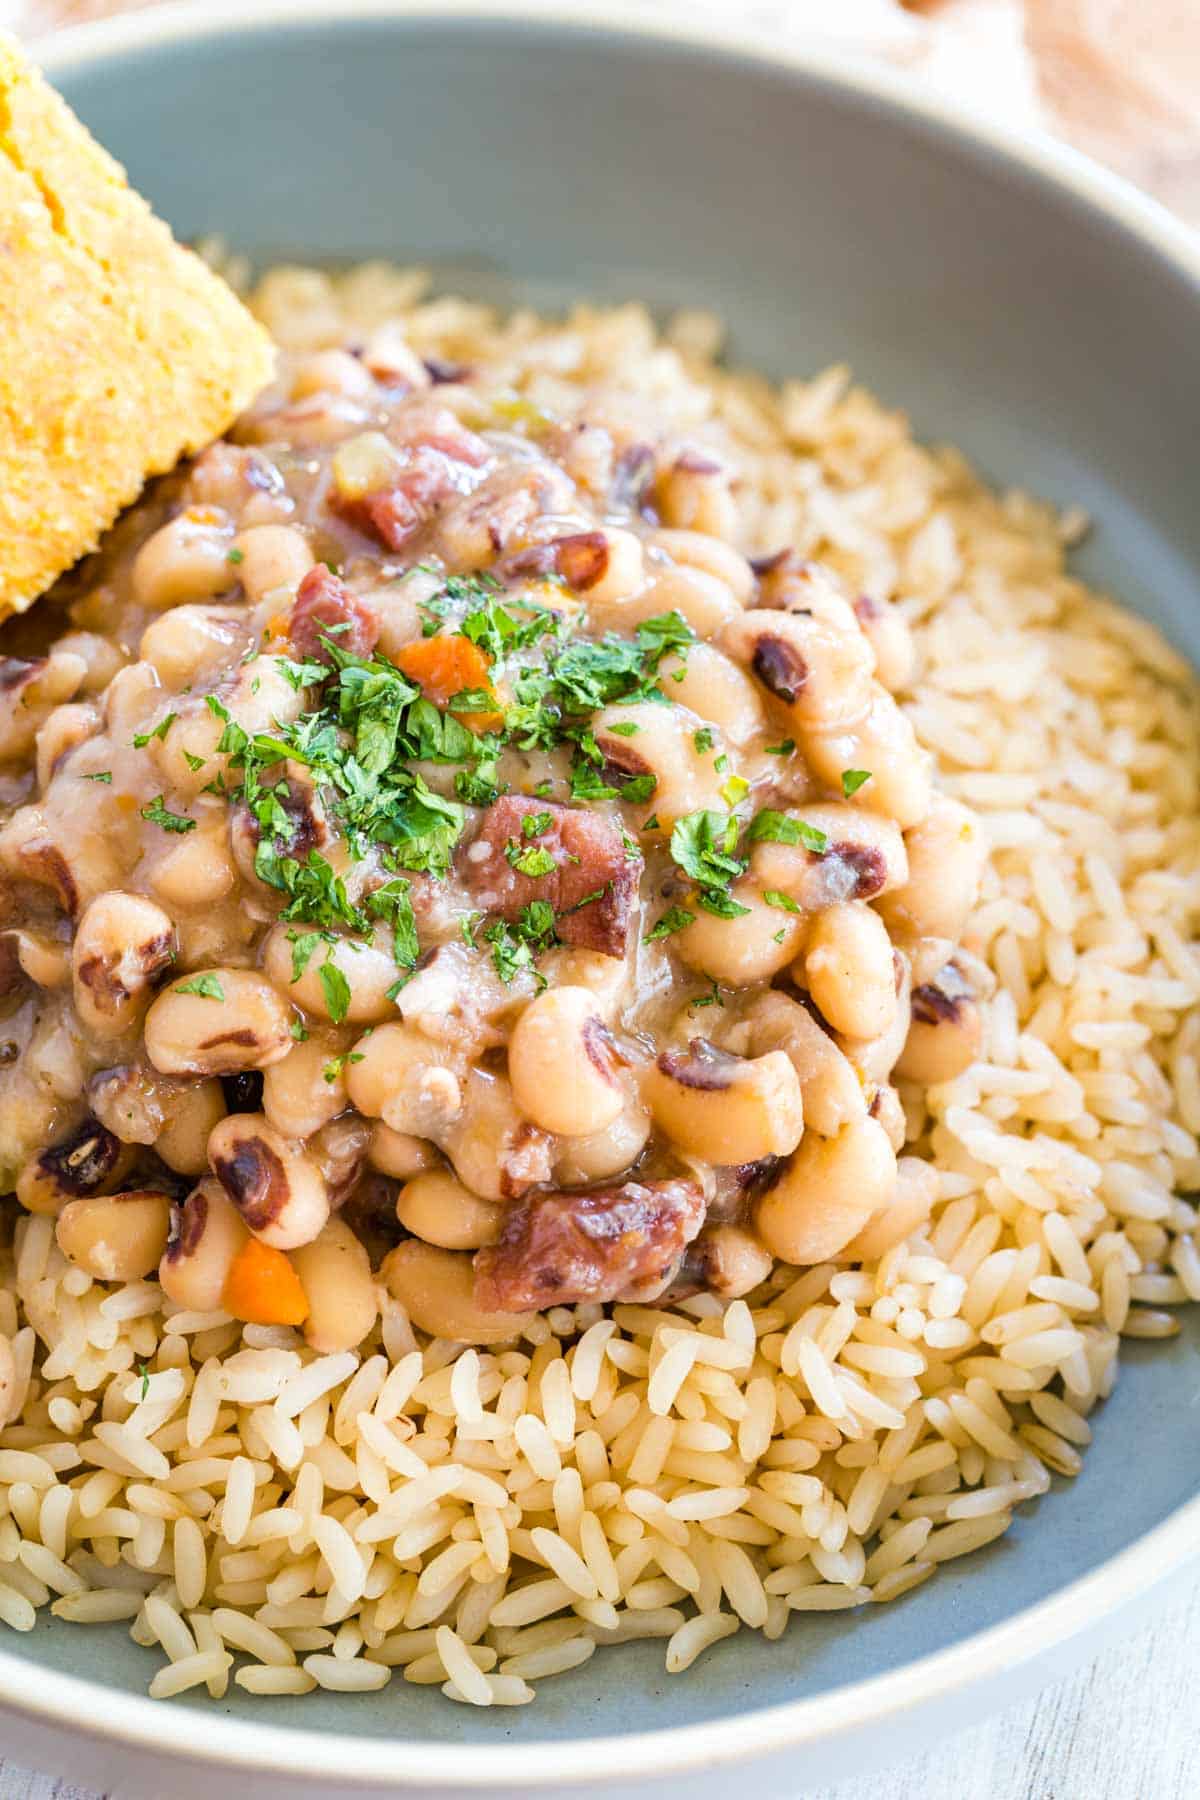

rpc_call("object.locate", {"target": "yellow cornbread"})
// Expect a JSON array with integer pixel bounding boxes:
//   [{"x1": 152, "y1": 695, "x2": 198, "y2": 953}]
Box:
[{"x1": 0, "y1": 34, "x2": 273, "y2": 617}]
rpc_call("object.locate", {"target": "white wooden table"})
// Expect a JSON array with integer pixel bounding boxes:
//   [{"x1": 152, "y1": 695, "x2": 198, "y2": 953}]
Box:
[{"x1": 1, "y1": 1559, "x2": 1197, "y2": 1798}]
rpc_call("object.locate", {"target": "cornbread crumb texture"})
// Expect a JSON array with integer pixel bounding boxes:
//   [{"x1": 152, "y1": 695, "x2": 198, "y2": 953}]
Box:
[{"x1": 0, "y1": 34, "x2": 274, "y2": 617}]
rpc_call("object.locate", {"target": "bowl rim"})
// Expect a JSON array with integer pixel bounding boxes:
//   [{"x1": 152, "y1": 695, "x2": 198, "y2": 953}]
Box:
[{"x1": 18, "y1": 0, "x2": 1200, "y2": 1785}]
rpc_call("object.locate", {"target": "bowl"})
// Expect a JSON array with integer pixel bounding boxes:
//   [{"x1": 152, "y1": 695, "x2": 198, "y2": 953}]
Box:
[{"x1": 8, "y1": 4, "x2": 1200, "y2": 1795}]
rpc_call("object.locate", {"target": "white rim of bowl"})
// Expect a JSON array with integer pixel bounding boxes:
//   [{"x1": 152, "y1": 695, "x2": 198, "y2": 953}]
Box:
[{"x1": 19, "y1": 0, "x2": 1200, "y2": 1785}]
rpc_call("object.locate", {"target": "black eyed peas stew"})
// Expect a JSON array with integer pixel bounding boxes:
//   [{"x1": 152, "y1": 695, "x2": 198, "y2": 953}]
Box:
[{"x1": 0, "y1": 330, "x2": 989, "y2": 1349}]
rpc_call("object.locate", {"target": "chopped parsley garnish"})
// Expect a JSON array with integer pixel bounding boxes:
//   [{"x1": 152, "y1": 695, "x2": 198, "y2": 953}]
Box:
[
  {"x1": 690, "y1": 980, "x2": 725, "y2": 1009},
  {"x1": 323, "y1": 1051, "x2": 365, "y2": 1084},
  {"x1": 669, "y1": 809, "x2": 750, "y2": 917},
  {"x1": 318, "y1": 961, "x2": 352, "y2": 1025},
  {"x1": 182, "y1": 751, "x2": 207, "y2": 773},
  {"x1": 173, "y1": 973, "x2": 224, "y2": 1001},
  {"x1": 522, "y1": 811, "x2": 553, "y2": 838},
  {"x1": 365, "y1": 878, "x2": 419, "y2": 972},
  {"x1": 645, "y1": 905, "x2": 695, "y2": 942},
  {"x1": 506, "y1": 844, "x2": 558, "y2": 878},
  {"x1": 141, "y1": 796, "x2": 195, "y2": 834},
  {"x1": 83, "y1": 771, "x2": 112, "y2": 784},
  {"x1": 608, "y1": 721, "x2": 641, "y2": 738},
  {"x1": 842, "y1": 768, "x2": 873, "y2": 798},
  {"x1": 227, "y1": 547, "x2": 245, "y2": 565},
  {"x1": 692, "y1": 727, "x2": 715, "y2": 753},
  {"x1": 289, "y1": 1018, "x2": 310, "y2": 1042},
  {"x1": 132, "y1": 713, "x2": 177, "y2": 748},
  {"x1": 748, "y1": 810, "x2": 829, "y2": 854},
  {"x1": 460, "y1": 911, "x2": 481, "y2": 947},
  {"x1": 138, "y1": 1362, "x2": 150, "y2": 1401},
  {"x1": 763, "y1": 889, "x2": 803, "y2": 913},
  {"x1": 764, "y1": 739, "x2": 796, "y2": 757},
  {"x1": 642, "y1": 814, "x2": 660, "y2": 833}
]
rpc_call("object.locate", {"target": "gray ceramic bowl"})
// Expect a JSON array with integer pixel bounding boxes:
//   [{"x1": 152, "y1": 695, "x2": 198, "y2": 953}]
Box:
[{"x1": 9, "y1": 5, "x2": 1200, "y2": 1795}]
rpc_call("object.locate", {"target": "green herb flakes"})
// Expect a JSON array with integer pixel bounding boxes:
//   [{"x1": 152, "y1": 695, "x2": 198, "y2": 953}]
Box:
[{"x1": 173, "y1": 973, "x2": 224, "y2": 1001}]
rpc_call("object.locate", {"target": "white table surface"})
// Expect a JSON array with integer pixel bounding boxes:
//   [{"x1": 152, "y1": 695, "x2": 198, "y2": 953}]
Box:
[{"x1": 1, "y1": 1556, "x2": 1197, "y2": 1800}]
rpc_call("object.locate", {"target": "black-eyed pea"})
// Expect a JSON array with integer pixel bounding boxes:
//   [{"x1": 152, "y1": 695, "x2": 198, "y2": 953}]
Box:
[
  {"x1": 0, "y1": 927, "x2": 70, "y2": 992},
  {"x1": 395, "y1": 1168, "x2": 505, "y2": 1251},
  {"x1": 673, "y1": 884, "x2": 806, "y2": 986},
  {"x1": 15, "y1": 1117, "x2": 131, "y2": 1216},
  {"x1": 131, "y1": 508, "x2": 236, "y2": 609},
  {"x1": 0, "y1": 652, "x2": 88, "y2": 761},
  {"x1": 754, "y1": 1115, "x2": 897, "y2": 1264},
  {"x1": 144, "y1": 969, "x2": 294, "y2": 1077},
  {"x1": 877, "y1": 796, "x2": 987, "y2": 945},
  {"x1": 749, "y1": 804, "x2": 908, "y2": 909},
  {"x1": 207, "y1": 1112, "x2": 330, "y2": 1250},
  {"x1": 508, "y1": 986, "x2": 625, "y2": 1138},
  {"x1": 138, "y1": 605, "x2": 252, "y2": 688},
  {"x1": 654, "y1": 529, "x2": 754, "y2": 604},
  {"x1": 554, "y1": 528, "x2": 644, "y2": 609},
  {"x1": 538, "y1": 945, "x2": 631, "y2": 1020},
  {"x1": 683, "y1": 1223, "x2": 773, "y2": 1299},
  {"x1": 644, "y1": 1040, "x2": 803, "y2": 1163},
  {"x1": 853, "y1": 596, "x2": 916, "y2": 693},
  {"x1": 54, "y1": 632, "x2": 126, "y2": 694},
  {"x1": 744, "y1": 990, "x2": 867, "y2": 1138},
  {"x1": 803, "y1": 691, "x2": 932, "y2": 831},
  {"x1": 869, "y1": 1082, "x2": 908, "y2": 1154},
  {"x1": 149, "y1": 802, "x2": 238, "y2": 910},
  {"x1": 803, "y1": 903, "x2": 897, "y2": 1042},
  {"x1": 100, "y1": 661, "x2": 159, "y2": 744},
  {"x1": 307, "y1": 1114, "x2": 371, "y2": 1203},
  {"x1": 159, "y1": 1179, "x2": 249, "y2": 1311},
  {"x1": 158, "y1": 654, "x2": 308, "y2": 801},
  {"x1": 721, "y1": 607, "x2": 874, "y2": 733},
  {"x1": 261, "y1": 926, "x2": 398, "y2": 1026},
  {"x1": 839, "y1": 1156, "x2": 937, "y2": 1262},
  {"x1": 635, "y1": 566, "x2": 742, "y2": 638},
  {"x1": 343, "y1": 1023, "x2": 464, "y2": 1137},
  {"x1": 360, "y1": 324, "x2": 432, "y2": 389},
  {"x1": 440, "y1": 1068, "x2": 553, "y2": 1203},
  {"x1": 55, "y1": 1190, "x2": 172, "y2": 1282},
  {"x1": 368, "y1": 1122, "x2": 439, "y2": 1180},
  {"x1": 155, "y1": 1080, "x2": 226, "y2": 1176},
  {"x1": 655, "y1": 453, "x2": 738, "y2": 539},
  {"x1": 289, "y1": 348, "x2": 376, "y2": 402},
  {"x1": 291, "y1": 1217, "x2": 378, "y2": 1353},
  {"x1": 152, "y1": 706, "x2": 228, "y2": 798},
  {"x1": 381, "y1": 1240, "x2": 534, "y2": 1345},
  {"x1": 895, "y1": 964, "x2": 983, "y2": 1085},
  {"x1": 593, "y1": 700, "x2": 731, "y2": 824},
  {"x1": 656, "y1": 644, "x2": 766, "y2": 746},
  {"x1": 553, "y1": 1103, "x2": 651, "y2": 1185},
  {"x1": 262, "y1": 1034, "x2": 348, "y2": 1140},
  {"x1": 36, "y1": 703, "x2": 99, "y2": 791},
  {"x1": 231, "y1": 524, "x2": 315, "y2": 604},
  {"x1": 71, "y1": 892, "x2": 176, "y2": 1041}
]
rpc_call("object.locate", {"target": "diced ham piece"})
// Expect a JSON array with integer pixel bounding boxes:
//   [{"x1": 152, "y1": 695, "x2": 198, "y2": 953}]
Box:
[
  {"x1": 474, "y1": 1178, "x2": 706, "y2": 1311},
  {"x1": 331, "y1": 413, "x2": 490, "y2": 554},
  {"x1": 287, "y1": 566, "x2": 380, "y2": 663},
  {"x1": 458, "y1": 795, "x2": 641, "y2": 958}
]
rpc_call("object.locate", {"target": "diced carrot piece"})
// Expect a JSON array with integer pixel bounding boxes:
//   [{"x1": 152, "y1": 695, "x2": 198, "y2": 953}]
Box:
[
  {"x1": 223, "y1": 1237, "x2": 310, "y2": 1327},
  {"x1": 394, "y1": 633, "x2": 503, "y2": 732}
]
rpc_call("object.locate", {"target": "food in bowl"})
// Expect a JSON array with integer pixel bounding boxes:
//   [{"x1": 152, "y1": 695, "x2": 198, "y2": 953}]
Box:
[{"x1": 0, "y1": 259, "x2": 1196, "y2": 1706}]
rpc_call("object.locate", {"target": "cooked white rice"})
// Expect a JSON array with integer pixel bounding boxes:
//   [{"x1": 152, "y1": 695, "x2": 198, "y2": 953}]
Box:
[{"x1": 1, "y1": 261, "x2": 1197, "y2": 1705}]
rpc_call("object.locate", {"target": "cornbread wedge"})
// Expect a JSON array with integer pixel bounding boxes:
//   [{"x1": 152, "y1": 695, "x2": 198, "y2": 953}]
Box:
[{"x1": 0, "y1": 34, "x2": 274, "y2": 618}]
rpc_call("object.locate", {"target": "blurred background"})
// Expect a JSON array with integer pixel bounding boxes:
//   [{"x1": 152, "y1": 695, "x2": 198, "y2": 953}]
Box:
[{"x1": 8, "y1": 0, "x2": 1200, "y2": 225}]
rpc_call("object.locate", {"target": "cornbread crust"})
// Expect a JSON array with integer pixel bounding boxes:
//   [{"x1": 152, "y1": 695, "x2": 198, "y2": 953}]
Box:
[{"x1": 0, "y1": 35, "x2": 274, "y2": 618}]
